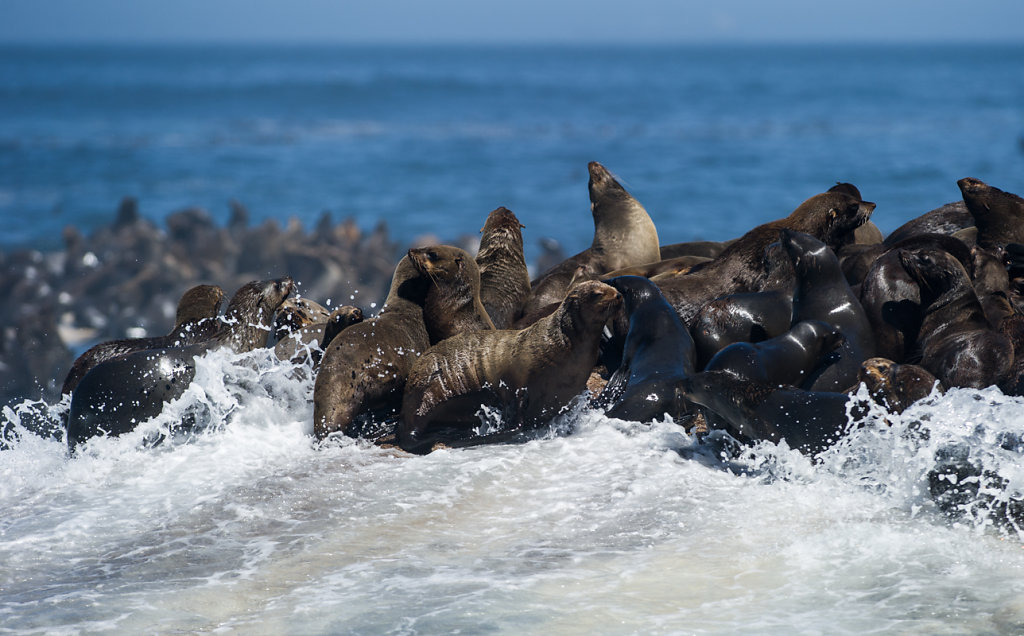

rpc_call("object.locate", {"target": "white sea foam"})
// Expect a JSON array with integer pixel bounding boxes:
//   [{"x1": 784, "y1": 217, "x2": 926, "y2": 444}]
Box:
[{"x1": 2, "y1": 351, "x2": 1024, "y2": 633}]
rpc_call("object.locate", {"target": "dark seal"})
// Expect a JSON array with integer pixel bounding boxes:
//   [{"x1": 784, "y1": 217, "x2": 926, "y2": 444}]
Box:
[
  {"x1": 958, "y1": 177, "x2": 1024, "y2": 248},
  {"x1": 596, "y1": 275, "x2": 696, "y2": 422},
  {"x1": 680, "y1": 370, "x2": 866, "y2": 456},
  {"x1": 398, "y1": 280, "x2": 623, "y2": 454},
  {"x1": 61, "y1": 284, "x2": 225, "y2": 396},
  {"x1": 66, "y1": 277, "x2": 294, "y2": 450},
  {"x1": 704, "y1": 320, "x2": 844, "y2": 387},
  {"x1": 898, "y1": 246, "x2": 1013, "y2": 389},
  {"x1": 856, "y1": 357, "x2": 942, "y2": 414}
]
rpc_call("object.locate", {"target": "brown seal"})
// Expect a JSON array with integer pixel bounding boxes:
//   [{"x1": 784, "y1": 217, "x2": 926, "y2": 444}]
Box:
[
  {"x1": 409, "y1": 245, "x2": 495, "y2": 344},
  {"x1": 521, "y1": 161, "x2": 660, "y2": 321},
  {"x1": 601, "y1": 255, "x2": 711, "y2": 280},
  {"x1": 898, "y1": 246, "x2": 1012, "y2": 389},
  {"x1": 475, "y1": 207, "x2": 530, "y2": 329},
  {"x1": 398, "y1": 280, "x2": 623, "y2": 454},
  {"x1": 657, "y1": 189, "x2": 875, "y2": 325},
  {"x1": 66, "y1": 277, "x2": 294, "y2": 449},
  {"x1": 958, "y1": 177, "x2": 1024, "y2": 248},
  {"x1": 857, "y1": 357, "x2": 942, "y2": 414},
  {"x1": 61, "y1": 284, "x2": 225, "y2": 396},
  {"x1": 313, "y1": 255, "x2": 431, "y2": 442}
]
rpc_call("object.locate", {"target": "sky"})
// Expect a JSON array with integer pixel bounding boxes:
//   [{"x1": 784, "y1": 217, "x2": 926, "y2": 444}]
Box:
[{"x1": 1, "y1": 0, "x2": 1023, "y2": 45}]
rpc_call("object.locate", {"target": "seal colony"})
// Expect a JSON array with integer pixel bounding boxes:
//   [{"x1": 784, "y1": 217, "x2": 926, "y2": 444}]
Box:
[{"x1": 38, "y1": 165, "x2": 1024, "y2": 527}]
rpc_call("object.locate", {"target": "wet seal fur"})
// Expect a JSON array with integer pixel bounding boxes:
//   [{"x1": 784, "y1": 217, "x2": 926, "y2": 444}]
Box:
[
  {"x1": 781, "y1": 229, "x2": 875, "y2": 391},
  {"x1": 690, "y1": 290, "x2": 794, "y2": 369},
  {"x1": 898, "y1": 246, "x2": 1013, "y2": 389},
  {"x1": 680, "y1": 370, "x2": 867, "y2": 456},
  {"x1": 857, "y1": 357, "x2": 942, "y2": 414},
  {"x1": 596, "y1": 275, "x2": 696, "y2": 422},
  {"x1": 61, "y1": 284, "x2": 225, "y2": 396},
  {"x1": 313, "y1": 256, "x2": 430, "y2": 442},
  {"x1": 66, "y1": 277, "x2": 294, "y2": 450},
  {"x1": 521, "y1": 162, "x2": 659, "y2": 321},
  {"x1": 398, "y1": 280, "x2": 623, "y2": 454},
  {"x1": 704, "y1": 320, "x2": 844, "y2": 387},
  {"x1": 409, "y1": 245, "x2": 495, "y2": 345},
  {"x1": 476, "y1": 206, "x2": 531, "y2": 329}
]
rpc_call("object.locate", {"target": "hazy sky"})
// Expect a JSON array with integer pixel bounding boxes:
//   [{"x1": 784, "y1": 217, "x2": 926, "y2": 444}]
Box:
[{"x1": 2, "y1": 0, "x2": 1023, "y2": 44}]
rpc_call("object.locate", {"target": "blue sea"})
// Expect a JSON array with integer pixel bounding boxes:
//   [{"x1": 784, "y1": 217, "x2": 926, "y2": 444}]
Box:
[
  {"x1": 2, "y1": 44, "x2": 1023, "y2": 258},
  {"x1": 4, "y1": 44, "x2": 1024, "y2": 635}
]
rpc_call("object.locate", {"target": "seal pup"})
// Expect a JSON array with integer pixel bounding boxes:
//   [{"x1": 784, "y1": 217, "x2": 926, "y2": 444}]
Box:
[
  {"x1": 958, "y1": 177, "x2": 1024, "y2": 248},
  {"x1": 409, "y1": 245, "x2": 495, "y2": 344},
  {"x1": 61, "y1": 284, "x2": 225, "y2": 396},
  {"x1": 856, "y1": 357, "x2": 942, "y2": 414},
  {"x1": 898, "y1": 247, "x2": 1012, "y2": 389},
  {"x1": 398, "y1": 280, "x2": 623, "y2": 454},
  {"x1": 657, "y1": 189, "x2": 874, "y2": 325},
  {"x1": 520, "y1": 162, "x2": 659, "y2": 321},
  {"x1": 780, "y1": 229, "x2": 875, "y2": 391},
  {"x1": 596, "y1": 276, "x2": 696, "y2": 423},
  {"x1": 704, "y1": 320, "x2": 844, "y2": 386},
  {"x1": 66, "y1": 277, "x2": 294, "y2": 449},
  {"x1": 690, "y1": 290, "x2": 794, "y2": 368},
  {"x1": 680, "y1": 370, "x2": 865, "y2": 456},
  {"x1": 313, "y1": 255, "x2": 430, "y2": 442},
  {"x1": 475, "y1": 206, "x2": 530, "y2": 329}
]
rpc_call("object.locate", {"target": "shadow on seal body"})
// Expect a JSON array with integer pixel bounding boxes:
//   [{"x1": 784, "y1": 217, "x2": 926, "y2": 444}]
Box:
[
  {"x1": 596, "y1": 276, "x2": 696, "y2": 423},
  {"x1": 61, "y1": 284, "x2": 225, "y2": 396},
  {"x1": 398, "y1": 280, "x2": 623, "y2": 454},
  {"x1": 66, "y1": 277, "x2": 294, "y2": 450}
]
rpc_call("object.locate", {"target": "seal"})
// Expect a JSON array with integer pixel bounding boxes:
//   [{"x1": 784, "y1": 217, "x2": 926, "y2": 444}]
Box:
[
  {"x1": 596, "y1": 275, "x2": 696, "y2": 423},
  {"x1": 475, "y1": 206, "x2": 531, "y2": 329},
  {"x1": 704, "y1": 320, "x2": 844, "y2": 386},
  {"x1": 659, "y1": 239, "x2": 735, "y2": 261},
  {"x1": 66, "y1": 277, "x2": 294, "y2": 449},
  {"x1": 409, "y1": 244, "x2": 495, "y2": 344},
  {"x1": 61, "y1": 284, "x2": 225, "y2": 396},
  {"x1": 313, "y1": 255, "x2": 431, "y2": 442},
  {"x1": 883, "y1": 201, "x2": 973, "y2": 247},
  {"x1": 857, "y1": 233, "x2": 974, "y2": 363},
  {"x1": 898, "y1": 246, "x2": 1012, "y2": 389},
  {"x1": 690, "y1": 290, "x2": 794, "y2": 368},
  {"x1": 657, "y1": 189, "x2": 875, "y2": 325},
  {"x1": 398, "y1": 280, "x2": 623, "y2": 454},
  {"x1": 780, "y1": 229, "x2": 875, "y2": 391},
  {"x1": 680, "y1": 370, "x2": 866, "y2": 456},
  {"x1": 521, "y1": 161, "x2": 660, "y2": 321},
  {"x1": 958, "y1": 177, "x2": 1024, "y2": 248},
  {"x1": 856, "y1": 357, "x2": 942, "y2": 414}
]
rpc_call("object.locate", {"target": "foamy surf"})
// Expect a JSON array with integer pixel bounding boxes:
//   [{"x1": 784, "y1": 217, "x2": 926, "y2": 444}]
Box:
[{"x1": 2, "y1": 349, "x2": 1024, "y2": 634}]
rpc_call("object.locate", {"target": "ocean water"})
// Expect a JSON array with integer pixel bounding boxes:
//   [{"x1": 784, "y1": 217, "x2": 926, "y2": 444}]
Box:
[
  {"x1": 2, "y1": 44, "x2": 1023, "y2": 259},
  {"x1": 4, "y1": 44, "x2": 1024, "y2": 634}
]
